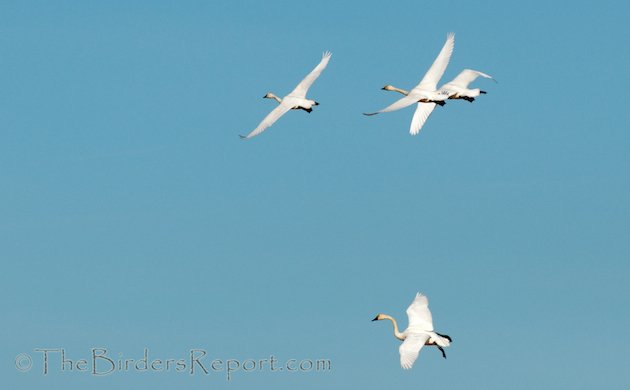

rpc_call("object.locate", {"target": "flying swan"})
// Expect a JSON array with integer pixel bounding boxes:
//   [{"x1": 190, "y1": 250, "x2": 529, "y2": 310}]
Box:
[
  {"x1": 240, "y1": 51, "x2": 332, "y2": 139},
  {"x1": 363, "y1": 33, "x2": 455, "y2": 135},
  {"x1": 372, "y1": 292, "x2": 452, "y2": 369}
]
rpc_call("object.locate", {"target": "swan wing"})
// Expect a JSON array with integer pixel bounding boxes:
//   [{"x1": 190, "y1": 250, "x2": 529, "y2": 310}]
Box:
[
  {"x1": 240, "y1": 104, "x2": 292, "y2": 139},
  {"x1": 444, "y1": 68, "x2": 494, "y2": 89},
  {"x1": 399, "y1": 333, "x2": 430, "y2": 369},
  {"x1": 406, "y1": 292, "x2": 434, "y2": 330},
  {"x1": 363, "y1": 95, "x2": 419, "y2": 116},
  {"x1": 289, "y1": 51, "x2": 332, "y2": 98},
  {"x1": 413, "y1": 33, "x2": 455, "y2": 92},
  {"x1": 409, "y1": 103, "x2": 436, "y2": 135}
]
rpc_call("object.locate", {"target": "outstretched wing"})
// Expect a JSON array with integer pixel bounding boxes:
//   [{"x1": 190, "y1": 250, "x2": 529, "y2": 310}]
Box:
[
  {"x1": 363, "y1": 95, "x2": 419, "y2": 116},
  {"x1": 240, "y1": 104, "x2": 292, "y2": 139},
  {"x1": 399, "y1": 333, "x2": 430, "y2": 369},
  {"x1": 406, "y1": 292, "x2": 434, "y2": 330},
  {"x1": 289, "y1": 51, "x2": 332, "y2": 98},
  {"x1": 413, "y1": 33, "x2": 455, "y2": 92},
  {"x1": 444, "y1": 68, "x2": 494, "y2": 88},
  {"x1": 409, "y1": 103, "x2": 436, "y2": 135}
]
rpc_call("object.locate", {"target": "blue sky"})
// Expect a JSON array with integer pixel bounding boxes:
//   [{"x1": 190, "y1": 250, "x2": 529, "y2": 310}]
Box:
[{"x1": 1, "y1": 0, "x2": 629, "y2": 389}]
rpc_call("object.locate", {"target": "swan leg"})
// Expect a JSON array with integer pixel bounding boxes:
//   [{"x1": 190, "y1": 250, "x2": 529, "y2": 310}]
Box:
[
  {"x1": 436, "y1": 100, "x2": 446, "y2": 107},
  {"x1": 297, "y1": 107, "x2": 313, "y2": 113},
  {"x1": 480, "y1": 90, "x2": 487, "y2": 94},
  {"x1": 437, "y1": 346, "x2": 447, "y2": 359}
]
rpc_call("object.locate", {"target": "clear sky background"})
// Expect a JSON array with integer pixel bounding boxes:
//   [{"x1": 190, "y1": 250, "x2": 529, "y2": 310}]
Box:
[{"x1": 1, "y1": 0, "x2": 629, "y2": 389}]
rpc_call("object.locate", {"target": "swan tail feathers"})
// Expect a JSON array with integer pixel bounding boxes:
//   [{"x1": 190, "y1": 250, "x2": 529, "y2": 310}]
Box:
[{"x1": 432, "y1": 333, "x2": 451, "y2": 347}]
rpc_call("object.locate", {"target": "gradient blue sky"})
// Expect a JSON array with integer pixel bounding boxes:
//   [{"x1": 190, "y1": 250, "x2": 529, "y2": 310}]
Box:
[{"x1": 2, "y1": 1, "x2": 629, "y2": 389}]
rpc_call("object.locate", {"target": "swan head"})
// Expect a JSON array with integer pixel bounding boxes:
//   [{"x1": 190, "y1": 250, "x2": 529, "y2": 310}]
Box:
[
  {"x1": 372, "y1": 313, "x2": 386, "y2": 321},
  {"x1": 381, "y1": 85, "x2": 409, "y2": 96},
  {"x1": 263, "y1": 92, "x2": 282, "y2": 103}
]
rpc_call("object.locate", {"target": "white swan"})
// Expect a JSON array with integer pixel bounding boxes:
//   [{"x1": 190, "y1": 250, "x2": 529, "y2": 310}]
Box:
[
  {"x1": 438, "y1": 69, "x2": 496, "y2": 102},
  {"x1": 372, "y1": 292, "x2": 452, "y2": 369},
  {"x1": 363, "y1": 33, "x2": 455, "y2": 135},
  {"x1": 240, "y1": 51, "x2": 332, "y2": 139}
]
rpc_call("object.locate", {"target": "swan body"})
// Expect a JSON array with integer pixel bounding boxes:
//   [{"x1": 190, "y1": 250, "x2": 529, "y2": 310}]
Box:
[
  {"x1": 363, "y1": 33, "x2": 455, "y2": 126},
  {"x1": 379, "y1": 85, "x2": 437, "y2": 136},
  {"x1": 373, "y1": 292, "x2": 451, "y2": 369},
  {"x1": 240, "y1": 51, "x2": 332, "y2": 139}
]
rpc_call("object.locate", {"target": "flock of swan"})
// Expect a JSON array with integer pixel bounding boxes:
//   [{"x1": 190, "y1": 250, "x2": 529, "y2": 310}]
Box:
[
  {"x1": 241, "y1": 33, "x2": 495, "y2": 139},
  {"x1": 241, "y1": 33, "x2": 490, "y2": 371}
]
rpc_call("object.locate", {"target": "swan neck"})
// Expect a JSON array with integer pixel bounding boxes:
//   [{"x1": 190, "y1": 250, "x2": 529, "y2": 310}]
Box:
[
  {"x1": 393, "y1": 87, "x2": 409, "y2": 96},
  {"x1": 383, "y1": 314, "x2": 405, "y2": 340},
  {"x1": 270, "y1": 94, "x2": 282, "y2": 103},
  {"x1": 385, "y1": 86, "x2": 409, "y2": 96}
]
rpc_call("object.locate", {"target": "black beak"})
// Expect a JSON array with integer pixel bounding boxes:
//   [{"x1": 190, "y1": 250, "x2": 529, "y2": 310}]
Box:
[
  {"x1": 381, "y1": 87, "x2": 387, "y2": 90},
  {"x1": 371, "y1": 315, "x2": 379, "y2": 321}
]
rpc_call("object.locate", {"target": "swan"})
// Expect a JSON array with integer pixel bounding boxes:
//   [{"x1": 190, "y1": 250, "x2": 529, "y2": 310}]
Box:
[
  {"x1": 437, "y1": 69, "x2": 495, "y2": 102},
  {"x1": 363, "y1": 33, "x2": 455, "y2": 135},
  {"x1": 372, "y1": 292, "x2": 452, "y2": 369},
  {"x1": 240, "y1": 51, "x2": 332, "y2": 139}
]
